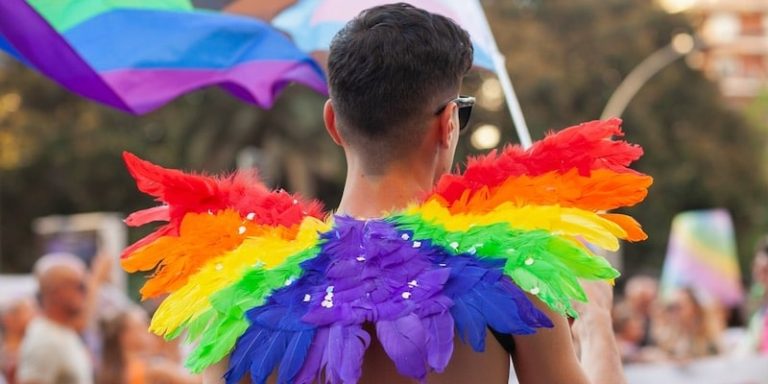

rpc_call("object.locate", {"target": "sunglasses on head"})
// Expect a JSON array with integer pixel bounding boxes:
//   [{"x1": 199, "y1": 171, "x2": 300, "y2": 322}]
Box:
[{"x1": 435, "y1": 95, "x2": 475, "y2": 134}]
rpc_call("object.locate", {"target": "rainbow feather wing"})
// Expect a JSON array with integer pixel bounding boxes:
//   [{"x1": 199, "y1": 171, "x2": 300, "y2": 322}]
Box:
[
  {"x1": 120, "y1": 153, "x2": 329, "y2": 365},
  {"x1": 409, "y1": 118, "x2": 652, "y2": 317},
  {"x1": 121, "y1": 119, "x2": 652, "y2": 383}
]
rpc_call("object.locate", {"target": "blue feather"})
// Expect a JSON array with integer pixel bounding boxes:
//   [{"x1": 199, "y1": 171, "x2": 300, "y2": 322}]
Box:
[
  {"x1": 277, "y1": 330, "x2": 315, "y2": 384},
  {"x1": 498, "y1": 279, "x2": 553, "y2": 328},
  {"x1": 469, "y1": 288, "x2": 537, "y2": 335},
  {"x1": 249, "y1": 331, "x2": 291, "y2": 384},
  {"x1": 450, "y1": 297, "x2": 487, "y2": 351},
  {"x1": 225, "y1": 327, "x2": 269, "y2": 384}
]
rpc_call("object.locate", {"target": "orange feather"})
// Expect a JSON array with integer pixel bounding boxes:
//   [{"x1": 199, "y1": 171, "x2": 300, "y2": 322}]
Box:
[
  {"x1": 443, "y1": 169, "x2": 652, "y2": 214},
  {"x1": 121, "y1": 210, "x2": 299, "y2": 299},
  {"x1": 599, "y1": 213, "x2": 648, "y2": 242}
]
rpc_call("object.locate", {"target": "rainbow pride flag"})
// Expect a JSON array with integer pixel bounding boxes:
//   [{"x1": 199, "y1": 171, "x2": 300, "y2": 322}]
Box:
[
  {"x1": 661, "y1": 209, "x2": 744, "y2": 306},
  {"x1": 0, "y1": 0, "x2": 326, "y2": 114}
]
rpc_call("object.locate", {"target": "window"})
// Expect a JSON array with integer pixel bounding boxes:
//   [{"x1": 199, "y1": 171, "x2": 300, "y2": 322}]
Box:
[{"x1": 704, "y1": 12, "x2": 740, "y2": 43}]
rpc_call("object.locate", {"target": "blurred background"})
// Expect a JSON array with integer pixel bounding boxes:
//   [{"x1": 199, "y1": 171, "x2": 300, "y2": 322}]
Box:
[{"x1": 1, "y1": 0, "x2": 768, "y2": 383}]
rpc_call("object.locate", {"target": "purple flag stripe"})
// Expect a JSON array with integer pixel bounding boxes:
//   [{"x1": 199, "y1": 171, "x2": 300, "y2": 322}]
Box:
[{"x1": 103, "y1": 60, "x2": 328, "y2": 114}]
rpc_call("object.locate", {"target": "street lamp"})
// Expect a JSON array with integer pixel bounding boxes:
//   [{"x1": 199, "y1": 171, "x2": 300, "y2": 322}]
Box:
[
  {"x1": 471, "y1": 124, "x2": 502, "y2": 150},
  {"x1": 658, "y1": 0, "x2": 697, "y2": 13},
  {"x1": 601, "y1": 33, "x2": 697, "y2": 120}
]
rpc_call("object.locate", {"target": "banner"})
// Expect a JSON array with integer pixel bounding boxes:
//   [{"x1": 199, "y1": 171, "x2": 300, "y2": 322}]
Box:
[{"x1": 661, "y1": 209, "x2": 744, "y2": 306}]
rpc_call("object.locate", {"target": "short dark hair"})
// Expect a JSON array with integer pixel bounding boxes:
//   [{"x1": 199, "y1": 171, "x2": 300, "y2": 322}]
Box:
[{"x1": 328, "y1": 3, "x2": 473, "y2": 173}]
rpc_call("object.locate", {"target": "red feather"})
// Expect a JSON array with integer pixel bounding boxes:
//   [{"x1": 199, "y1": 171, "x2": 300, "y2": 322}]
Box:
[
  {"x1": 121, "y1": 152, "x2": 325, "y2": 259},
  {"x1": 431, "y1": 119, "x2": 644, "y2": 203}
]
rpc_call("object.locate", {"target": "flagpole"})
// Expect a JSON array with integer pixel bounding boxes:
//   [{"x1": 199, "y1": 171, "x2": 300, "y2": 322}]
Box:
[{"x1": 468, "y1": 2, "x2": 533, "y2": 149}]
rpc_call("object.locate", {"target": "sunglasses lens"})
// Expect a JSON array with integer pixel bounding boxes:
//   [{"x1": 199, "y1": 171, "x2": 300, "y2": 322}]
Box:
[{"x1": 458, "y1": 106, "x2": 472, "y2": 132}]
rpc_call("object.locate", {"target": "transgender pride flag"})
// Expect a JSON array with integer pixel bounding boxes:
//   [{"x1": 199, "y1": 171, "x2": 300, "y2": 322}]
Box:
[{"x1": 273, "y1": 0, "x2": 498, "y2": 70}]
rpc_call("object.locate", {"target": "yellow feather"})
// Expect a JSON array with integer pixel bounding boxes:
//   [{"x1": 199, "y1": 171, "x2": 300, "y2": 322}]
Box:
[
  {"x1": 407, "y1": 200, "x2": 627, "y2": 251},
  {"x1": 149, "y1": 216, "x2": 330, "y2": 336}
]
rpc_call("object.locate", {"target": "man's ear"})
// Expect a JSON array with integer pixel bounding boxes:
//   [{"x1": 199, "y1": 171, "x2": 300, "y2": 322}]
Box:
[
  {"x1": 324, "y1": 100, "x2": 344, "y2": 146},
  {"x1": 437, "y1": 102, "x2": 458, "y2": 148}
]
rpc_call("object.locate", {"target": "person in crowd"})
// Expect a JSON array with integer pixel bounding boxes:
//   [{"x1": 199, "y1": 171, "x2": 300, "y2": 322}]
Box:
[
  {"x1": 16, "y1": 253, "x2": 93, "y2": 384},
  {"x1": 623, "y1": 275, "x2": 658, "y2": 347},
  {"x1": 612, "y1": 301, "x2": 645, "y2": 363},
  {"x1": 653, "y1": 287, "x2": 720, "y2": 360},
  {"x1": 612, "y1": 301, "x2": 666, "y2": 364},
  {"x1": 97, "y1": 308, "x2": 199, "y2": 384},
  {"x1": 0, "y1": 297, "x2": 37, "y2": 383},
  {"x1": 83, "y1": 252, "x2": 133, "y2": 369},
  {"x1": 743, "y1": 238, "x2": 768, "y2": 354}
]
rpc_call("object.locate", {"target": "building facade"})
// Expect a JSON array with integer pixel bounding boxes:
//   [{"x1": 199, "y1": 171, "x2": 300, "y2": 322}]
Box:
[{"x1": 680, "y1": 0, "x2": 768, "y2": 106}]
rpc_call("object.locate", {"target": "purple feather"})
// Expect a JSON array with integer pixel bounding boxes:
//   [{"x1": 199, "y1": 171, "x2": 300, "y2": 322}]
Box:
[
  {"x1": 325, "y1": 325, "x2": 345, "y2": 383},
  {"x1": 377, "y1": 314, "x2": 429, "y2": 381},
  {"x1": 424, "y1": 312, "x2": 454, "y2": 373},
  {"x1": 339, "y1": 326, "x2": 371, "y2": 382},
  {"x1": 292, "y1": 325, "x2": 371, "y2": 384}
]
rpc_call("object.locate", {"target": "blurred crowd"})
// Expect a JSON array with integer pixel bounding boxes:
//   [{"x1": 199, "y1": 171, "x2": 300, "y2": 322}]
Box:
[
  {"x1": 0, "y1": 253, "x2": 200, "y2": 384},
  {"x1": 613, "y1": 242, "x2": 768, "y2": 365},
  {"x1": 1, "y1": 243, "x2": 767, "y2": 383}
]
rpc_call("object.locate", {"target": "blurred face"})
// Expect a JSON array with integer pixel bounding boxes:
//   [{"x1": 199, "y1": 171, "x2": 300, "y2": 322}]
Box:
[
  {"x1": 43, "y1": 267, "x2": 88, "y2": 319},
  {"x1": 622, "y1": 317, "x2": 645, "y2": 343},
  {"x1": 626, "y1": 278, "x2": 658, "y2": 312},
  {"x1": 670, "y1": 290, "x2": 698, "y2": 322},
  {"x1": 120, "y1": 310, "x2": 152, "y2": 353},
  {"x1": 1, "y1": 298, "x2": 37, "y2": 335},
  {"x1": 753, "y1": 253, "x2": 768, "y2": 287}
]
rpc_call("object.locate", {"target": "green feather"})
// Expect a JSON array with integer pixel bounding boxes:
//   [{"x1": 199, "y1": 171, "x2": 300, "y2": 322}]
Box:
[
  {"x1": 391, "y1": 213, "x2": 619, "y2": 318},
  {"x1": 183, "y1": 246, "x2": 321, "y2": 373}
]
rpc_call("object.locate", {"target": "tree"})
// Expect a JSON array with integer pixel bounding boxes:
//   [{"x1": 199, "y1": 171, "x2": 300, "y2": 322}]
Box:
[{"x1": 480, "y1": 0, "x2": 768, "y2": 274}]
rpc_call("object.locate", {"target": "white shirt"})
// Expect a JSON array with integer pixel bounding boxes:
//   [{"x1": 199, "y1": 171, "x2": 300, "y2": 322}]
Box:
[{"x1": 17, "y1": 317, "x2": 92, "y2": 384}]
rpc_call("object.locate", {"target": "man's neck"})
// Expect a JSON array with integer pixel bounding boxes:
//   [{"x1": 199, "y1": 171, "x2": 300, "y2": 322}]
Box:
[
  {"x1": 43, "y1": 307, "x2": 77, "y2": 330},
  {"x1": 336, "y1": 162, "x2": 436, "y2": 218}
]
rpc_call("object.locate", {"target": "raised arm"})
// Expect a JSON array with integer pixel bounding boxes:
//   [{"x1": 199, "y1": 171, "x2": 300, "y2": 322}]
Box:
[
  {"x1": 512, "y1": 282, "x2": 625, "y2": 384},
  {"x1": 571, "y1": 281, "x2": 626, "y2": 384}
]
